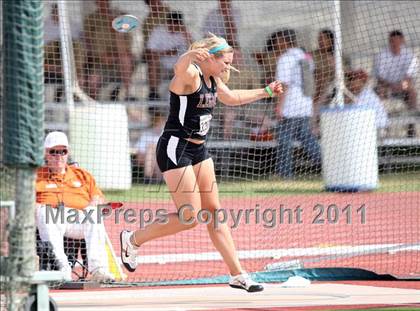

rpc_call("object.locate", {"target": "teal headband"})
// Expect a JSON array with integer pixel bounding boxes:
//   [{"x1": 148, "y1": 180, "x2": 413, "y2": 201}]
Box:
[{"x1": 208, "y1": 42, "x2": 230, "y2": 54}]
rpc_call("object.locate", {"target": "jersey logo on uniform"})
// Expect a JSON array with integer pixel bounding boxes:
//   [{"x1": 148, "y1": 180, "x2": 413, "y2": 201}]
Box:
[{"x1": 197, "y1": 93, "x2": 217, "y2": 108}]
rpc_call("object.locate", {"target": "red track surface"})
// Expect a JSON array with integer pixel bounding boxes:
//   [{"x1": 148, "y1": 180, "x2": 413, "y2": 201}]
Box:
[
  {"x1": 204, "y1": 304, "x2": 420, "y2": 311},
  {"x1": 103, "y1": 192, "x2": 420, "y2": 282}
]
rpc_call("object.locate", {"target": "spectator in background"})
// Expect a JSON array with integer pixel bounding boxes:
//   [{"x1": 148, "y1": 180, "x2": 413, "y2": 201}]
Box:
[
  {"x1": 373, "y1": 30, "x2": 418, "y2": 137},
  {"x1": 252, "y1": 31, "x2": 282, "y2": 87},
  {"x1": 310, "y1": 29, "x2": 352, "y2": 135},
  {"x1": 345, "y1": 69, "x2": 388, "y2": 132},
  {"x1": 147, "y1": 11, "x2": 192, "y2": 100},
  {"x1": 83, "y1": 0, "x2": 134, "y2": 100},
  {"x1": 245, "y1": 31, "x2": 290, "y2": 143},
  {"x1": 311, "y1": 29, "x2": 352, "y2": 106},
  {"x1": 373, "y1": 30, "x2": 418, "y2": 111},
  {"x1": 135, "y1": 107, "x2": 166, "y2": 184},
  {"x1": 142, "y1": 0, "x2": 171, "y2": 53},
  {"x1": 44, "y1": 3, "x2": 85, "y2": 102},
  {"x1": 311, "y1": 29, "x2": 336, "y2": 107},
  {"x1": 274, "y1": 29, "x2": 321, "y2": 178},
  {"x1": 202, "y1": 0, "x2": 248, "y2": 139},
  {"x1": 201, "y1": 0, "x2": 240, "y2": 50},
  {"x1": 310, "y1": 29, "x2": 336, "y2": 137},
  {"x1": 142, "y1": 0, "x2": 171, "y2": 99},
  {"x1": 36, "y1": 131, "x2": 114, "y2": 282}
]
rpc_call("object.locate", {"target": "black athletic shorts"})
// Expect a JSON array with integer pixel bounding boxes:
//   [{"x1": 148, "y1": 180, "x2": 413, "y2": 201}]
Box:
[{"x1": 156, "y1": 134, "x2": 211, "y2": 173}]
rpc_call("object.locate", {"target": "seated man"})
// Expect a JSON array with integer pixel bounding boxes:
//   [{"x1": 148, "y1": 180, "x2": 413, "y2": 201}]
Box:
[
  {"x1": 345, "y1": 69, "x2": 388, "y2": 132},
  {"x1": 36, "y1": 131, "x2": 114, "y2": 282},
  {"x1": 373, "y1": 30, "x2": 417, "y2": 137},
  {"x1": 373, "y1": 30, "x2": 418, "y2": 111}
]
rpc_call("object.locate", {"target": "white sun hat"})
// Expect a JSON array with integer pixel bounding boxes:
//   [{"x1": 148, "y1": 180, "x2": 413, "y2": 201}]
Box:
[{"x1": 44, "y1": 131, "x2": 69, "y2": 149}]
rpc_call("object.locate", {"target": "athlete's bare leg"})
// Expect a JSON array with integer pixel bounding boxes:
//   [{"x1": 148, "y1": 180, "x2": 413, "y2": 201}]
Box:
[
  {"x1": 131, "y1": 165, "x2": 201, "y2": 246},
  {"x1": 193, "y1": 158, "x2": 243, "y2": 276}
]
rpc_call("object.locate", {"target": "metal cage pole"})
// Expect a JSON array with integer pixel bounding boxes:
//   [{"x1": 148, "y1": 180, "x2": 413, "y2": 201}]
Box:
[
  {"x1": 333, "y1": 0, "x2": 345, "y2": 108},
  {"x1": 57, "y1": 0, "x2": 75, "y2": 111}
]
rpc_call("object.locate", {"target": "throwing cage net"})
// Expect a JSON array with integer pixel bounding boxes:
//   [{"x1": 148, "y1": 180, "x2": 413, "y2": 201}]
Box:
[
  {"x1": 1, "y1": 0, "x2": 44, "y2": 309},
  {"x1": 1, "y1": 2, "x2": 419, "y2": 304}
]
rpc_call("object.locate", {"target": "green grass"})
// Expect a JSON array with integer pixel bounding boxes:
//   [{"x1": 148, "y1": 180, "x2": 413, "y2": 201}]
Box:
[{"x1": 103, "y1": 172, "x2": 420, "y2": 202}]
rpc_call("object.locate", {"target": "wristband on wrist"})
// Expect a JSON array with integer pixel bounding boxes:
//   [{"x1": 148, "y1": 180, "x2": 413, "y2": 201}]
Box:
[{"x1": 264, "y1": 85, "x2": 274, "y2": 97}]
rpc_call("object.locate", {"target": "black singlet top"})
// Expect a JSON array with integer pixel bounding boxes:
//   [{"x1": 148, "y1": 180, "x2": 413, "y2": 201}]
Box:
[{"x1": 163, "y1": 65, "x2": 217, "y2": 140}]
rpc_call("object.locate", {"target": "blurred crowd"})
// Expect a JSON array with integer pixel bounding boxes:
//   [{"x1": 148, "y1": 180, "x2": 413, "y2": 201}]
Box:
[{"x1": 44, "y1": 0, "x2": 418, "y2": 180}]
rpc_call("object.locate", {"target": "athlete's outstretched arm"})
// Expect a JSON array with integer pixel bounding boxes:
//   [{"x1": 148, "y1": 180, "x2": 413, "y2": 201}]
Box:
[{"x1": 217, "y1": 79, "x2": 284, "y2": 106}]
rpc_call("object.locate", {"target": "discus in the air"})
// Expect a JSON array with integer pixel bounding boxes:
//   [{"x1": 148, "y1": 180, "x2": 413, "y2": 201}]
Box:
[{"x1": 112, "y1": 15, "x2": 139, "y2": 33}]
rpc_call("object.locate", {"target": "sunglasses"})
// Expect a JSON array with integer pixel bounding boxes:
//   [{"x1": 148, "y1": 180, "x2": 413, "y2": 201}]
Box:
[{"x1": 48, "y1": 149, "x2": 68, "y2": 156}]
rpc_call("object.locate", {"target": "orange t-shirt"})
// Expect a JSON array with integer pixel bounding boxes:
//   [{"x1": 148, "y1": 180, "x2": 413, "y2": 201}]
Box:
[{"x1": 36, "y1": 165, "x2": 104, "y2": 210}]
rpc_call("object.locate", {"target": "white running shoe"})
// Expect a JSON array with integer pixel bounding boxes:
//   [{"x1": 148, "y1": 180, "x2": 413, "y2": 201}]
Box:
[
  {"x1": 120, "y1": 230, "x2": 138, "y2": 272},
  {"x1": 90, "y1": 268, "x2": 115, "y2": 282},
  {"x1": 229, "y1": 273, "x2": 264, "y2": 292}
]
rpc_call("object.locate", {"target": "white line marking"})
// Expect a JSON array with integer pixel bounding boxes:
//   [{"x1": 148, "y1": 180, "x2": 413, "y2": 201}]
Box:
[{"x1": 115, "y1": 243, "x2": 420, "y2": 265}]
